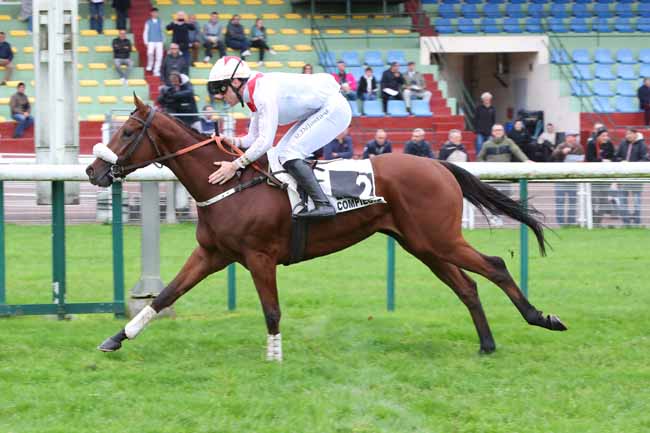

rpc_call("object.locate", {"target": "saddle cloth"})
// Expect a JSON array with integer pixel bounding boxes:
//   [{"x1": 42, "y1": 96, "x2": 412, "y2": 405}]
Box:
[{"x1": 267, "y1": 147, "x2": 386, "y2": 215}]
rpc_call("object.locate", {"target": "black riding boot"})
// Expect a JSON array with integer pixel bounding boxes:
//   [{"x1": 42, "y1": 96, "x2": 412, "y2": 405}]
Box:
[{"x1": 283, "y1": 159, "x2": 336, "y2": 219}]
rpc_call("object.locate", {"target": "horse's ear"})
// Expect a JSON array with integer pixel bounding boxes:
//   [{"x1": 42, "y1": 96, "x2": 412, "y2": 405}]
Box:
[{"x1": 133, "y1": 92, "x2": 147, "y2": 112}]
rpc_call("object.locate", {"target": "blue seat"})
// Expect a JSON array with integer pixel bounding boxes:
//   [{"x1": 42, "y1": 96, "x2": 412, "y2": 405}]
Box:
[
  {"x1": 552, "y1": 0, "x2": 570, "y2": 3},
  {"x1": 614, "y1": 18, "x2": 634, "y2": 33},
  {"x1": 373, "y1": 68, "x2": 383, "y2": 83},
  {"x1": 573, "y1": 4, "x2": 590, "y2": 18},
  {"x1": 411, "y1": 100, "x2": 432, "y2": 117},
  {"x1": 572, "y1": 49, "x2": 592, "y2": 64},
  {"x1": 434, "y1": 18, "x2": 455, "y2": 34},
  {"x1": 549, "y1": 17, "x2": 568, "y2": 32},
  {"x1": 439, "y1": 4, "x2": 458, "y2": 18},
  {"x1": 594, "y1": 81, "x2": 614, "y2": 96},
  {"x1": 616, "y1": 81, "x2": 636, "y2": 96},
  {"x1": 637, "y1": 17, "x2": 650, "y2": 32},
  {"x1": 386, "y1": 50, "x2": 407, "y2": 66},
  {"x1": 594, "y1": 48, "x2": 614, "y2": 64},
  {"x1": 640, "y1": 4, "x2": 650, "y2": 17},
  {"x1": 525, "y1": 17, "x2": 544, "y2": 32},
  {"x1": 618, "y1": 64, "x2": 637, "y2": 80},
  {"x1": 460, "y1": 4, "x2": 480, "y2": 18},
  {"x1": 484, "y1": 4, "x2": 501, "y2": 18},
  {"x1": 594, "y1": 4, "x2": 613, "y2": 18},
  {"x1": 550, "y1": 4, "x2": 569, "y2": 18},
  {"x1": 550, "y1": 48, "x2": 570, "y2": 64},
  {"x1": 341, "y1": 51, "x2": 361, "y2": 67},
  {"x1": 458, "y1": 18, "x2": 478, "y2": 33},
  {"x1": 592, "y1": 97, "x2": 613, "y2": 112},
  {"x1": 481, "y1": 18, "x2": 501, "y2": 33},
  {"x1": 364, "y1": 51, "x2": 384, "y2": 67},
  {"x1": 595, "y1": 0, "x2": 613, "y2": 3},
  {"x1": 349, "y1": 101, "x2": 361, "y2": 116},
  {"x1": 486, "y1": 0, "x2": 504, "y2": 3},
  {"x1": 592, "y1": 18, "x2": 612, "y2": 33},
  {"x1": 617, "y1": 0, "x2": 635, "y2": 3},
  {"x1": 575, "y1": 0, "x2": 591, "y2": 3},
  {"x1": 640, "y1": 63, "x2": 650, "y2": 77},
  {"x1": 531, "y1": 0, "x2": 548, "y2": 3},
  {"x1": 570, "y1": 18, "x2": 590, "y2": 33},
  {"x1": 348, "y1": 66, "x2": 364, "y2": 80},
  {"x1": 615, "y1": 3, "x2": 634, "y2": 18},
  {"x1": 616, "y1": 49, "x2": 636, "y2": 64},
  {"x1": 528, "y1": 4, "x2": 545, "y2": 18},
  {"x1": 363, "y1": 100, "x2": 384, "y2": 117},
  {"x1": 615, "y1": 97, "x2": 638, "y2": 113},
  {"x1": 318, "y1": 52, "x2": 336, "y2": 68},
  {"x1": 570, "y1": 80, "x2": 592, "y2": 97},
  {"x1": 642, "y1": 0, "x2": 650, "y2": 4},
  {"x1": 387, "y1": 100, "x2": 409, "y2": 117},
  {"x1": 441, "y1": 0, "x2": 460, "y2": 3},
  {"x1": 595, "y1": 64, "x2": 616, "y2": 80},
  {"x1": 509, "y1": 0, "x2": 527, "y2": 3},
  {"x1": 506, "y1": 4, "x2": 524, "y2": 18},
  {"x1": 572, "y1": 64, "x2": 593, "y2": 80},
  {"x1": 639, "y1": 49, "x2": 650, "y2": 64},
  {"x1": 464, "y1": 0, "x2": 482, "y2": 3},
  {"x1": 504, "y1": 17, "x2": 523, "y2": 33}
]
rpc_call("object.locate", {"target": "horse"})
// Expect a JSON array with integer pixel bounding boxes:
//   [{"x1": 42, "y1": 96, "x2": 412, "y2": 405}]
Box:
[{"x1": 86, "y1": 96, "x2": 567, "y2": 361}]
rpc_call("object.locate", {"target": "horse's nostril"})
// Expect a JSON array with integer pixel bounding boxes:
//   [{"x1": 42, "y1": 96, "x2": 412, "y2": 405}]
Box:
[{"x1": 86, "y1": 166, "x2": 95, "y2": 179}]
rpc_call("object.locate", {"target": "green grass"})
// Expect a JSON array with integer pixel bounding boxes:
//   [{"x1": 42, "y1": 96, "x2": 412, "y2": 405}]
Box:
[{"x1": 1, "y1": 225, "x2": 649, "y2": 433}]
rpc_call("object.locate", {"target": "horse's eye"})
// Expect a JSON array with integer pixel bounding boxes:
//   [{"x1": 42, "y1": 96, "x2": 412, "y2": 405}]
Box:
[{"x1": 123, "y1": 129, "x2": 133, "y2": 138}]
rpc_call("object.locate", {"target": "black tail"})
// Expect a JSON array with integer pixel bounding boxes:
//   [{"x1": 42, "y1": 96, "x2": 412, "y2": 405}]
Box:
[{"x1": 439, "y1": 161, "x2": 548, "y2": 256}]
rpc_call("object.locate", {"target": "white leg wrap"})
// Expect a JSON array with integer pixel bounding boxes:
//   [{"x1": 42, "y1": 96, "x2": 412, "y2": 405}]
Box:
[
  {"x1": 124, "y1": 305, "x2": 157, "y2": 339},
  {"x1": 93, "y1": 143, "x2": 119, "y2": 164},
  {"x1": 266, "y1": 333, "x2": 283, "y2": 362}
]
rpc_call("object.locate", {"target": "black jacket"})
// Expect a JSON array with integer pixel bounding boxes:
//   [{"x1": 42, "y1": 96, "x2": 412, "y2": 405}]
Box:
[
  {"x1": 404, "y1": 140, "x2": 434, "y2": 158},
  {"x1": 166, "y1": 21, "x2": 196, "y2": 50},
  {"x1": 638, "y1": 85, "x2": 650, "y2": 109},
  {"x1": 585, "y1": 138, "x2": 615, "y2": 162},
  {"x1": 362, "y1": 139, "x2": 392, "y2": 158},
  {"x1": 226, "y1": 22, "x2": 247, "y2": 42},
  {"x1": 160, "y1": 54, "x2": 188, "y2": 85},
  {"x1": 380, "y1": 69, "x2": 405, "y2": 94},
  {"x1": 0, "y1": 41, "x2": 13, "y2": 61},
  {"x1": 357, "y1": 75, "x2": 378, "y2": 98},
  {"x1": 615, "y1": 137, "x2": 648, "y2": 162},
  {"x1": 157, "y1": 82, "x2": 198, "y2": 125},
  {"x1": 112, "y1": 0, "x2": 130, "y2": 10},
  {"x1": 112, "y1": 37, "x2": 131, "y2": 59},
  {"x1": 475, "y1": 104, "x2": 496, "y2": 136},
  {"x1": 438, "y1": 141, "x2": 468, "y2": 161}
]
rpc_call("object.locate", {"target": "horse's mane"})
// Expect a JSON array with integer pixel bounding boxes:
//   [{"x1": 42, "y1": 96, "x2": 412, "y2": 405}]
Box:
[{"x1": 159, "y1": 110, "x2": 212, "y2": 142}]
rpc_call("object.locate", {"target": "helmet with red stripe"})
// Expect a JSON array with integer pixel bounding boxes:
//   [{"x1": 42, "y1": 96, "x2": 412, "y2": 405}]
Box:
[{"x1": 207, "y1": 56, "x2": 251, "y2": 102}]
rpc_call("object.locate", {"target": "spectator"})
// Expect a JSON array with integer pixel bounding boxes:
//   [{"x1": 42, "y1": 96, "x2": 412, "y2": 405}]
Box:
[
  {"x1": 537, "y1": 123, "x2": 558, "y2": 147},
  {"x1": 362, "y1": 129, "x2": 392, "y2": 158},
  {"x1": 187, "y1": 14, "x2": 202, "y2": 65},
  {"x1": 474, "y1": 92, "x2": 495, "y2": 155},
  {"x1": 0, "y1": 32, "x2": 14, "y2": 85},
  {"x1": 9, "y1": 82, "x2": 33, "y2": 138},
  {"x1": 160, "y1": 43, "x2": 188, "y2": 86},
  {"x1": 112, "y1": 0, "x2": 130, "y2": 30},
  {"x1": 250, "y1": 18, "x2": 275, "y2": 65},
  {"x1": 199, "y1": 105, "x2": 217, "y2": 134},
  {"x1": 302, "y1": 63, "x2": 313, "y2": 74},
  {"x1": 439, "y1": 129, "x2": 468, "y2": 162},
  {"x1": 19, "y1": 0, "x2": 32, "y2": 33},
  {"x1": 403, "y1": 61, "x2": 432, "y2": 113},
  {"x1": 508, "y1": 120, "x2": 530, "y2": 154},
  {"x1": 476, "y1": 123, "x2": 529, "y2": 162},
  {"x1": 324, "y1": 128, "x2": 353, "y2": 159},
  {"x1": 551, "y1": 132, "x2": 584, "y2": 226},
  {"x1": 357, "y1": 67, "x2": 378, "y2": 101},
  {"x1": 404, "y1": 128, "x2": 434, "y2": 158},
  {"x1": 202, "y1": 11, "x2": 226, "y2": 63},
  {"x1": 225, "y1": 14, "x2": 252, "y2": 59},
  {"x1": 331, "y1": 61, "x2": 357, "y2": 101},
  {"x1": 167, "y1": 11, "x2": 196, "y2": 67},
  {"x1": 89, "y1": 0, "x2": 105, "y2": 34},
  {"x1": 638, "y1": 77, "x2": 650, "y2": 126},
  {"x1": 585, "y1": 128, "x2": 615, "y2": 225},
  {"x1": 380, "y1": 62, "x2": 405, "y2": 112},
  {"x1": 143, "y1": 8, "x2": 165, "y2": 77},
  {"x1": 615, "y1": 128, "x2": 648, "y2": 226},
  {"x1": 158, "y1": 72, "x2": 199, "y2": 129},
  {"x1": 112, "y1": 29, "x2": 132, "y2": 84}
]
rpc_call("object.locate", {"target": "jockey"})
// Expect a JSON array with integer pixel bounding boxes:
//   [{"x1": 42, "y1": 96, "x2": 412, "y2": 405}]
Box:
[{"x1": 206, "y1": 56, "x2": 352, "y2": 219}]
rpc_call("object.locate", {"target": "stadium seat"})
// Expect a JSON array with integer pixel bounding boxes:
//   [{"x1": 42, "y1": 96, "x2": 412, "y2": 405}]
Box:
[
  {"x1": 570, "y1": 80, "x2": 592, "y2": 96},
  {"x1": 594, "y1": 48, "x2": 615, "y2": 64},
  {"x1": 503, "y1": 18, "x2": 523, "y2": 33},
  {"x1": 637, "y1": 17, "x2": 650, "y2": 32},
  {"x1": 528, "y1": 4, "x2": 545, "y2": 18},
  {"x1": 640, "y1": 64, "x2": 650, "y2": 77},
  {"x1": 595, "y1": 0, "x2": 613, "y2": 3},
  {"x1": 458, "y1": 18, "x2": 478, "y2": 33},
  {"x1": 363, "y1": 100, "x2": 384, "y2": 117},
  {"x1": 484, "y1": 4, "x2": 501, "y2": 18},
  {"x1": 373, "y1": 68, "x2": 383, "y2": 83},
  {"x1": 442, "y1": 0, "x2": 460, "y2": 3},
  {"x1": 525, "y1": 17, "x2": 544, "y2": 32},
  {"x1": 550, "y1": 4, "x2": 569, "y2": 18},
  {"x1": 434, "y1": 18, "x2": 455, "y2": 34},
  {"x1": 387, "y1": 50, "x2": 407, "y2": 66},
  {"x1": 506, "y1": 4, "x2": 524, "y2": 18},
  {"x1": 639, "y1": 49, "x2": 650, "y2": 64},
  {"x1": 593, "y1": 81, "x2": 614, "y2": 96},
  {"x1": 639, "y1": 0, "x2": 650, "y2": 3},
  {"x1": 509, "y1": 0, "x2": 526, "y2": 3},
  {"x1": 572, "y1": 49, "x2": 592, "y2": 64},
  {"x1": 594, "y1": 4, "x2": 613, "y2": 18},
  {"x1": 460, "y1": 4, "x2": 480, "y2": 18},
  {"x1": 439, "y1": 4, "x2": 458, "y2": 18},
  {"x1": 572, "y1": 64, "x2": 593, "y2": 80},
  {"x1": 348, "y1": 66, "x2": 364, "y2": 80},
  {"x1": 319, "y1": 52, "x2": 336, "y2": 68},
  {"x1": 615, "y1": 3, "x2": 634, "y2": 18},
  {"x1": 592, "y1": 18, "x2": 612, "y2": 33},
  {"x1": 486, "y1": 0, "x2": 504, "y2": 3},
  {"x1": 615, "y1": 97, "x2": 638, "y2": 113},
  {"x1": 349, "y1": 101, "x2": 361, "y2": 116},
  {"x1": 481, "y1": 18, "x2": 501, "y2": 33},
  {"x1": 549, "y1": 18, "x2": 568, "y2": 32},
  {"x1": 531, "y1": 0, "x2": 549, "y2": 3},
  {"x1": 573, "y1": 4, "x2": 590, "y2": 18},
  {"x1": 550, "y1": 48, "x2": 571, "y2": 64},
  {"x1": 575, "y1": 0, "x2": 591, "y2": 3},
  {"x1": 364, "y1": 51, "x2": 384, "y2": 67},
  {"x1": 640, "y1": 4, "x2": 650, "y2": 18},
  {"x1": 614, "y1": 18, "x2": 634, "y2": 33},
  {"x1": 592, "y1": 97, "x2": 613, "y2": 112},
  {"x1": 570, "y1": 18, "x2": 590, "y2": 33},
  {"x1": 551, "y1": 0, "x2": 570, "y2": 3},
  {"x1": 617, "y1": 64, "x2": 637, "y2": 80},
  {"x1": 342, "y1": 51, "x2": 361, "y2": 67},
  {"x1": 616, "y1": 49, "x2": 636, "y2": 64},
  {"x1": 410, "y1": 100, "x2": 432, "y2": 116},
  {"x1": 595, "y1": 64, "x2": 616, "y2": 80},
  {"x1": 387, "y1": 100, "x2": 409, "y2": 117},
  {"x1": 465, "y1": 0, "x2": 482, "y2": 4},
  {"x1": 616, "y1": 81, "x2": 636, "y2": 96}
]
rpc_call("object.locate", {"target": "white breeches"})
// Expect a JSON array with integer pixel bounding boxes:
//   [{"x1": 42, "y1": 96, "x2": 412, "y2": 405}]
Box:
[
  {"x1": 275, "y1": 93, "x2": 352, "y2": 164},
  {"x1": 146, "y1": 42, "x2": 164, "y2": 74}
]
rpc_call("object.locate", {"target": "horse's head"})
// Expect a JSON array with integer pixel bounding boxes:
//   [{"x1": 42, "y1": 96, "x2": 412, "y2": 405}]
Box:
[{"x1": 86, "y1": 94, "x2": 164, "y2": 187}]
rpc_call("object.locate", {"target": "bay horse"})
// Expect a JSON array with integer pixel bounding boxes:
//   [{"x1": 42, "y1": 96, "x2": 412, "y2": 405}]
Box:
[{"x1": 87, "y1": 96, "x2": 566, "y2": 361}]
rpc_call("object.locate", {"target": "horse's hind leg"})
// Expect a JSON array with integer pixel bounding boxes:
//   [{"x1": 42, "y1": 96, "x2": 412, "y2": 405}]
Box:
[{"x1": 98, "y1": 246, "x2": 230, "y2": 352}]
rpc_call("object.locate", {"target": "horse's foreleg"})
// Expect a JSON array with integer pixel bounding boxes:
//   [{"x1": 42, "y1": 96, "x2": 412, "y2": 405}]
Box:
[
  {"x1": 245, "y1": 252, "x2": 282, "y2": 362},
  {"x1": 98, "y1": 246, "x2": 230, "y2": 352}
]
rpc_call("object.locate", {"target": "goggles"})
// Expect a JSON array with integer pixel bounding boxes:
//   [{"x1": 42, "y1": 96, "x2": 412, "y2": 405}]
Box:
[{"x1": 207, "y1": 80, "x2": 230, "y2": 95}]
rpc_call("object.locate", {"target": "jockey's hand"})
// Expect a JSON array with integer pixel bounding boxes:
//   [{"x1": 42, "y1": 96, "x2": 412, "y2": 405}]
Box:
[{"x1": 209, "y1": 161, "x2": 238, "y2": 185}]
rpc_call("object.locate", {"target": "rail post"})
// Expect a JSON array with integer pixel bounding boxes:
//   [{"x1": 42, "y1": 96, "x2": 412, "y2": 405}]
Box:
[
  {"x1": 519, "y1": 179, "x2": 529, "y2": 298},
  {"x1": 227, "y1": 264, "x2": 236, "y2": 311},
  {"x1": 386, "y1": 236, "x2": 396, "y2": 311},
  {"x1": 0, "y1": 181, "x2": 5, "y2": 305},
  {"x1": 52, "y1": 181, "x2": 66, "y2": 319},
  {"x1": 112, "y1": 182, "x2": 125, "y2": 317}
]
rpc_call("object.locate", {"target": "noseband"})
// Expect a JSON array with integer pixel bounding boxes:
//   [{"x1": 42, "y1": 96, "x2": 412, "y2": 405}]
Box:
[{"x1": 110, "y1": 107, "x2": 161, "y2": 178}]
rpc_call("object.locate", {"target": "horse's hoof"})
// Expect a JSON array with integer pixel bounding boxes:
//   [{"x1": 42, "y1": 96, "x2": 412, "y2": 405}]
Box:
[
  {"x1": 548, "y1": 315, "x2": 568, "y2": 331},
  {"x1": 479, "y1": 346, "x2": 496, "y2": 355},
  {"x1": 97, "y1": 336, "x2": 122, "y2": 352}
]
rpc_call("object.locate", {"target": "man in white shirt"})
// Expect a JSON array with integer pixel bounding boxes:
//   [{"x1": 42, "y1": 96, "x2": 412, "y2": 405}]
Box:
[{"x1": 143, "y1": 8, "x2": 165, "y2": 76}]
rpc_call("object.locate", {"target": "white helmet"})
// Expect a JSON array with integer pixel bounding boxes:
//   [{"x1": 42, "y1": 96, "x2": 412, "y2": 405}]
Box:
[{"x1": 207, "y1": 56, "x2": 251, "y2": 95}]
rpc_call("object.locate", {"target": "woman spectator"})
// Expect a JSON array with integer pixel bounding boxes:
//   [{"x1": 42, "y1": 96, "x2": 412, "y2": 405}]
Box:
[
  {"x1": 507, "y1": 120, "x2": 532, "y2": 159},
  {"x1": 250, "y1": 18, "x2": 276, "y2": 65},
  {"x1": 302, "y1": 63, "x2": 313, "y2": 74}
]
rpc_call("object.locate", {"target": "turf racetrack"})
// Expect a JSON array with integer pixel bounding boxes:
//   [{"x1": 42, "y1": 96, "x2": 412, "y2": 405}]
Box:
[{"x1": 1, "y1": 225, "x2": 649, "y2": 432}]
